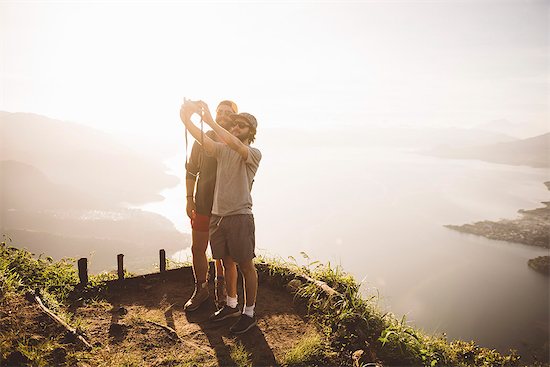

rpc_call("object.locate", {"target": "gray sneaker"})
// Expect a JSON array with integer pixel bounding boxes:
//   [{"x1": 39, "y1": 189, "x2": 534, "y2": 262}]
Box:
[
  {"x1": 215, "y1": 277, "x2": 227, "y2": 309},
  {"x1": 209, "y1": 304, "x2": 240, "y2": 322},
  {"x1": 184, "y1": 283, "x2": 209, "y2": 312},
  {"x1": 230, "y1": 314, "x2": 257, "y2": 334}
]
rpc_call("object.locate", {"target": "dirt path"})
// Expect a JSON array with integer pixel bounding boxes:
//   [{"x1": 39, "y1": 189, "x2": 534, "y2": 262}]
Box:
[{"x1": 68, "y1": 269, "x2": 324, "y2": 366}]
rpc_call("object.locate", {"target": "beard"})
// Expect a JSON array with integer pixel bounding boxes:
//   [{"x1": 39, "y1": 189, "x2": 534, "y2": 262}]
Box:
[{"x1": 232, "y1": 130, "x2": 249, "y2": 142}]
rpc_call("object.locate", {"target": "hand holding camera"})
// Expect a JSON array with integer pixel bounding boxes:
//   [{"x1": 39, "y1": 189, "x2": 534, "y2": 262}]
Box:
[
  {"x1": 196, "y1": 101, "x2": 215, "y2": 126},
  {"x1": 180, "y1": 98, "x2": 202, "y2": 123},
  {"x1": 181, "y1": 98, "x2": 201, "y2": 114},
  {"x1": 180, "y1": 99, "x2": 215, "y2": 127}
]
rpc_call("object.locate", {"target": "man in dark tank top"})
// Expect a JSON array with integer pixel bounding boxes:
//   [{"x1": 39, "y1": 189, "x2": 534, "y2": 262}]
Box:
[{"x1": 183, "y1": 100, "x2": 238, "y2": 312}]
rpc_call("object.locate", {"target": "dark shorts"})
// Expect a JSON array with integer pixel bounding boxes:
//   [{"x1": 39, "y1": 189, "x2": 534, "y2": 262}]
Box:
[
  {"x1": 209, "y1": 214, "x2": 256, "y2": 264},
  {"x1": 191, "y1": 213, "x2": 210, "y2": 233}
]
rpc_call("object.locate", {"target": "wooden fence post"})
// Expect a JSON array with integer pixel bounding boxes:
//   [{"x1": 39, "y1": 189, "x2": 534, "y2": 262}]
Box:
[
  {"x1": 160, "y1": 249, "x2": 166, "y2": 272},
  {"x1": 77, "y1": 258, "x2": 88, "y2": 286},
  {"x1": 117, "y1": 254, "x2": 124, "y2": 280}
]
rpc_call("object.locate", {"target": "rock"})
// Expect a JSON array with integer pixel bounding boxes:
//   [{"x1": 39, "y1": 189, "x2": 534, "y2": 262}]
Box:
[
  {"x1": 352, "y1": 347, "x2": 380, "y2": 367},
  {"x1": 528, "y1": 256, "x2": 550, "y2": 275},
  {"x1": 287, "y1": 279, "x2": 302, "y2": 291},
  {"x1": 6, "y1": 351, "x2": 30, "y2": 366},
  {"x1": 109, "y1": 322, "x2": 128, "y2": 338},
  {"x1": 61, "y1": 331, "x2": 77, "y2": 344},
  {"x1": 117, "y1": 306, "x2": 128, "y2": 315},
  {"x1": 51, "y1": 346, "x2": 67, "y2": 363}
]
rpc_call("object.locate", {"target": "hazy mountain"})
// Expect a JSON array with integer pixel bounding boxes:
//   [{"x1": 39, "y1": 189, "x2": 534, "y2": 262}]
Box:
[
  {"x1": 0, "y1": 160, "x2": 186, "y2": 245},
  {"x1": 258, "y1": 126, "x2": 515, "y2": 150},
  {"x1": 426, "y1": 133, "x2": 550, "y2": 168},
  {"x1": 0, "y1": 160, "x2": 107, "y2": 210},
  {"x1": 0, "y1": 112, "x2": 189, "y2": 273},
  {"x1": 475, "y1": 119, "x2": 548, "y2": 139},
  {"x1": 0, "y1": 111, "x2": 179, "y2": 205}
]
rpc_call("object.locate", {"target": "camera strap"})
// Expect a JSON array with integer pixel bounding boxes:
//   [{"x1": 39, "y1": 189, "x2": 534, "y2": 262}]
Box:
[{"x1": 184, "y1": 109, "x2": 205, "y2": 176}]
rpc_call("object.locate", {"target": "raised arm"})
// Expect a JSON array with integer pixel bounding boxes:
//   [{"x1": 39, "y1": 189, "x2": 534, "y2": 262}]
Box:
[
  {"x1": 179, "y1": 102, "x2": 216, "y2": 157},
  {"x1": 198, "y1": 101, "x2": 249, "y2": 160}
]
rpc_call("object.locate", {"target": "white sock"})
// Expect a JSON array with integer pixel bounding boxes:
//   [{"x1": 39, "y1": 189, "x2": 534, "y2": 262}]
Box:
[
  {"x1": 226, "y1": 295, "x2": 238, "y2": 308},
  {"x1": 243, "y1": 305, "x2": 255, "y2": 317}
]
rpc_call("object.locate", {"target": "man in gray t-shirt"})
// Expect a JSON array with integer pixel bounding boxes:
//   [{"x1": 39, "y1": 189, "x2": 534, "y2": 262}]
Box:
[{"x1": 180, "y1": 100, "x2": 261, "y2": 335}]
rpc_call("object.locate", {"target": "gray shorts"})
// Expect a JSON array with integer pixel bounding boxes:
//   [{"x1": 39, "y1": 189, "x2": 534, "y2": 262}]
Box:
[{"x1": 209, "y1": 214, "x2": 256, "y2": 264}]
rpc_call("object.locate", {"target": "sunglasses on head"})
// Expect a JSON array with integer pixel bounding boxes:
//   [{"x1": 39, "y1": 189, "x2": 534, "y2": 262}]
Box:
[{"x1": 217, "y1": 109, "x2": 233, "y2": 116}]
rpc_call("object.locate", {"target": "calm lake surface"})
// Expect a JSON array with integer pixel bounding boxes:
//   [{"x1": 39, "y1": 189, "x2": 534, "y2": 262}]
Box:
[{"x1": 141, "y1": 145, "x2": 550, "y2": 357}]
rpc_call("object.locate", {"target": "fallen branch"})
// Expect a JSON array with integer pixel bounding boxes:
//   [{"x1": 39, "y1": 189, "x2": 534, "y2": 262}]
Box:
[
  {"x1": 144, "y1": 319, "x2": 180, "y2": 341},
  {"x1": 30, "y1": 290, "x2": 93, "y2": 350},
  {"x1": 298, "y1": 274, "x2": 340, "y2": 297}
]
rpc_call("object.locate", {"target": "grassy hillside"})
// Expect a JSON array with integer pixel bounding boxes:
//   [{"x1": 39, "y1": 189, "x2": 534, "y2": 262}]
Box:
[{"x1": 1, "y1": 241, "x2": 536, "y2": 366}]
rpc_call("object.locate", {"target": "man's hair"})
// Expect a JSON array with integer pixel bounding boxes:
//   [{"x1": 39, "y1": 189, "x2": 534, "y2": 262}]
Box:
[
  {"x1": 217, "y1": 100, "x2": 238, "y2": 113},
  {"x1": 248, "y1": 127, "x2": 256, "y2": 144}
]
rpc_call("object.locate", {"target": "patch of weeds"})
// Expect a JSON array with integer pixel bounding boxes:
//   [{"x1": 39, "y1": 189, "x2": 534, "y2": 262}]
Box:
[
  {"x1": 14, "y1": 336, "x2": 59, "y2": 367},
  {"x1": 0, "y1": 240, "x2": 78, "y2": 305},
  {"x1": 377, "y1": 314, "x2": 423, "y2": 365},
  {"x1": 154, "y1": 349, "x2": 211, "y2": 367},
  {"x1": 85, "y1": 297, "x2": 112, "y2": 309},
  {"x1": 166, "y1": 257, "x2": 192, "y2": 270},
  {"x1": 0, "y1": 330, "x2": 18, "y2": 362},
  {"x1": 89, "y1": 270, "x2": 119, "y2": 286},
  {"x1": 230, "y1": 342, "x2": 252, "y2": 367},
  {"x1": 65, "y1": 349, "x2": 93, "y2": 366},
  {"x1": 282, "y1": 333, "x2": 327, "y2": 366},
  {"x1": 257, "y1": 253, "x2": 520, "y2": 367}
]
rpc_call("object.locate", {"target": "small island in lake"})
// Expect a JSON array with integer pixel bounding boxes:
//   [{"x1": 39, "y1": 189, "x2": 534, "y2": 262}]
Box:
[
  {"x1": 528, "y1": 256, "x2": 550, "y2": 275},
  {"x1": 446, "y1": 182, "x2": 550, "y2": 275}
]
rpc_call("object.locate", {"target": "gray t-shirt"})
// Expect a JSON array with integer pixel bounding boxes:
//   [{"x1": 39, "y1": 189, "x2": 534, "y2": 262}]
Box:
[{"x1": 210, "y1": 143, "x2": 262, "y2": 216}]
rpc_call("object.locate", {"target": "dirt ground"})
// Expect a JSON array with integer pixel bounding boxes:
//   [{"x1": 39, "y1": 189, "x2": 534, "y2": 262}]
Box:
[
  {"x1": 2, "y1": 268, "x2": 326, "y2": 366},
  {"x1": 1, "y1": 293, "x2": 84, "y2": 366}
]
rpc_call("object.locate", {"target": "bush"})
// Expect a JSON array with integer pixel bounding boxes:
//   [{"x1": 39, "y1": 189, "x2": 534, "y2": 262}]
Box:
[{"x1": 0, "y1": 240, "x2": 78, "y2": 304}]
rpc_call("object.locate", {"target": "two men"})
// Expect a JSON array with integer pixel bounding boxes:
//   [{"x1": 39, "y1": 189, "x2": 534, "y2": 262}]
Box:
[
  {"x1": 184, "y1": 100, "x2": 239, "y2": 311},
  {"x1": 180, "y1": 100, "x2": 261, "y2": 334}
]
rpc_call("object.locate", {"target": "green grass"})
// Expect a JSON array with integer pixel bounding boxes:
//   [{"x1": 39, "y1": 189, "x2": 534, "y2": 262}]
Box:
[
  {"x1": 282, "y1": 334, "x2": 328, "y2": 366},
  {"x1": 0, "y1": 238, "x2": 78, "y2": 303},
  {"x1": 0, "y1": 240, "x2": 530, "y2": 367},
  {"x1": 15, "y1": 337, "x2": 57, "y2": 367},
  {"x1": 0, "y1": 239, "x2": 101, "y2": 366},
  {"x1": 230, "y1": 342, "x2": 252, "y2": 367},
  {"x1": 166, "y1": 257, "x2": 193, "y2": 270},
  {"x1": 256, "y1": 253, "x2": 522, "y2": 367}
]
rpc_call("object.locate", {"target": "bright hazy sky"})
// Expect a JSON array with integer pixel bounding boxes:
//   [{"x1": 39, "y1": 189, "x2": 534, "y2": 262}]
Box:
[{"x1": 1, "y1": 0, "x2": 548, "y2": 141}]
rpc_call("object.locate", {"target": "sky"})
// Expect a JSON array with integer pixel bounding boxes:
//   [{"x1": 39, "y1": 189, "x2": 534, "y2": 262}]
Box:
[{"x1": 1, "y1": 0, "x2": 548, "y2": 142}]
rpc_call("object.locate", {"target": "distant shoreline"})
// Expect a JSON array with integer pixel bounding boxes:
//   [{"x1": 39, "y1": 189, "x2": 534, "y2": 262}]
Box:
[{"x1": 446, "y1": 182, "x2": 550, "y2": 275}]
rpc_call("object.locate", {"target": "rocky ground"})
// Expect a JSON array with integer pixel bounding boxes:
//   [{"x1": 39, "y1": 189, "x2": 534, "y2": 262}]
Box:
[{"x1": 0, "y1": 268, "x2": 332, "y2": 367}]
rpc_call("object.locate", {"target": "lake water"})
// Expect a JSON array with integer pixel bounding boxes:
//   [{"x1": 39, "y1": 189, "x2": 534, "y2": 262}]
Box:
[{"x1": 140, "y1": 144, "x2": 550, "y2": 358}]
